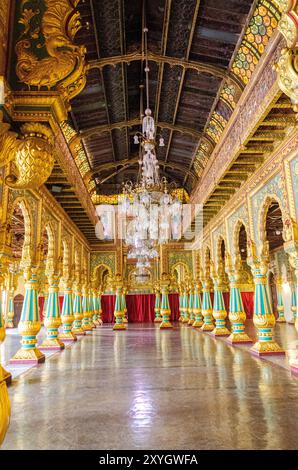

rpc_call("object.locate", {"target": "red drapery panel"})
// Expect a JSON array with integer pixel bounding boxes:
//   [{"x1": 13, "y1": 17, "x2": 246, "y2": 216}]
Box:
[
  {"x1": 101, "y1": 293, "x2": 180, "y2": 323},
  {"x1": 102, "y1": 295, "x2": 116, "y2": 323},
  {"x1": 59, "y1": 295, "x2": 64, "y2": 313},
  {"x1": 241, "y1": 292, "x2": 254, "y2": 319},
  {"x1": 222, "y1": 292, "x2": 229, "y2": 312}
]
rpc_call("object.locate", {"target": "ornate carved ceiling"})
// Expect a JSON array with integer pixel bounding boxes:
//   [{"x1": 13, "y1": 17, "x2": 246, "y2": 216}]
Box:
[{"x1": 69, "y1": 0, "x2": 257, "y2": 195}]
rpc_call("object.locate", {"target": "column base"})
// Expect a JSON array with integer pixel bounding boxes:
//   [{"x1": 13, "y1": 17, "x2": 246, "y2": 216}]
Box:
[
  {"x1": 192, "y1": 320, "x2": 203, "y2": 328},
  {"x1": 160, "y1": 321, "x2": 173, "y2": 329},
  {"x1": 226, "y1": 332, "x2": 253, "y2": 344},
  {"x1": 59, "y1": 331, "x2": 77, "y2": 342},
  {"x1": 82, "y1": 325, "x2": 93, "y2": 332},
  {"x1": 250, "y1": 341, "x2": 285, "y2": 356},
  {"x1": 276, "y1": 316, "x2": 286, "y2": 323},
  {"x1": 5, "y1": 322, "x2": 14, "y2": 329},
  {"x1": 72, "y1": 327, "x2": 85, "y2": 336},
  {"x1": 10, "y1": 347, "x2": 45, "y2": 364},
  {"x1": 113, "y1": 323, "x2": 127, "y2": 330},
  {"x1": 0, "y1": 366, "x2": 12, "y2": 386},
  {"x1": 200, "y1": 323, "x2": 214, "y2": 332},
  {"x1": 182, "y1": 318, "x2": 189, "y2": 324},
  {"x1": 123, "y1": 317, "x2": 128, "y2": 324},
  {"x1": 39, "y1": 338, "x2": 65, "y2": 351},
  {"x1": 210, "y1": 327, "x2": 230, "y2": 337},
  {"x1": 154, "y1": 317, "x2": 162, "y2": 323},
  {"x1": 188, "y1": 319, "x2": 194, "y2": 326}
]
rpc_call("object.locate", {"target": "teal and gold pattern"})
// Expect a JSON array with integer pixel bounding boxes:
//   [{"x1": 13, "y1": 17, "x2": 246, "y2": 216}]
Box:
[
  {"x1": 227, "y1": 277, "x2": 252, "y2": 344},
  {"x1": 121, "y1": 292, "x2": 128, "y2": 323},
  {"x1": 154, "y1": 289, "x2": 162, "y2": 323},
  {"x1": 187, "y1": 286, "x2": 194, "y2": 326},
  {"x1": 40, "y1": 277, "x2": 64, "y2": 350},
  {"x1": 211, "y1": 285, "x2": 230, "y2": 336},
  {"x1": 251, "y1": 269, "x2": 284, "y2": 355},
  {"x1": 72, "y1": 288, "x2": 85, "y2": 336},
  {"x1": 82, "y1": 288, "x2": 93, "y2": 331},
  {"x1": 5, "y1": 294, "x2": 15, "y2": 329},
  {"x1": 0, "y1": 278, "x2": 12, "y2": 384},
  {"x1": 276, "y1": 278, "x2": 286, "y2": 323},
  {"x1": 113, "y1": 285, "x2": 126, "y2": 330},
  {"x1": 97, "y1": 291, "x2": 103, "y2": 325},
  {"x1": 232, "y1": 0, "x2": 281, "y2": 85},
  {"x1": 181, "y1": 289, "x2": 189, "y2": 324},
  {"x1": 59, "y1": 286, "x2": 77, "y2": 342},
  {"x1": 201, "y1": 280, "x2": 214, "y2": 332},
  {"x1": 160, "y1": 284, "x2": 173, "y2": 329},
  {"x1": 291, "y1": 284, "x2": 297, "y2": 321},
  {"x1": 192, "y1": 285, "x2": 203, "y2": 328},
  {"x1": 10, "y1": 271, "x2": 45, "y2": 364},
  {"x1": 92, "y1": 291, "x2": 100, "y2": 326}
]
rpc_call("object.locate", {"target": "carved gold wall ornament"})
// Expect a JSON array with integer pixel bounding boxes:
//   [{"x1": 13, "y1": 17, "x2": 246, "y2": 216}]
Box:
[
  {"x1": 5, "y1": 122, "x2": 54, "y2": 189},
  {"x1": 276, "y1": 0, "x2": 298, "y2": 110},
  {"x1": 0, "y1": 112, "x2": 19, "y2": 168},
  {"x1": 15, "y1": 0, "x2": 86, "y2": 106}
]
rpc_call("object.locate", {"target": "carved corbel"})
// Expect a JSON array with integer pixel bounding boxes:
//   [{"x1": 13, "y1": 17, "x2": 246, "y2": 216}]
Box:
[{"x1": 0, "y1": 112, "x2": 19, "y2": 167}]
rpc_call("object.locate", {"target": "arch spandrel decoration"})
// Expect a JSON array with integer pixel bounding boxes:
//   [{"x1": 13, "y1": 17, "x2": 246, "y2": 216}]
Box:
[
  {"x1": 170, "y1": 262, "x2": 190, "y2": 284},
  {"x1": 250, "y1": 173, "x2": 287, "y2": 252},
  {"x1": 168, "y1": 251, "x2": 193, "y2": 276},
  {"x1": 211, "y1": 223, "x2": 225, "y2": 261},
  {"x1": 227, "y1": 205, "x2": 249, "y2": 258},
  {"x1": 90, "y1": 252, "x2": 116, "y2": 279}
]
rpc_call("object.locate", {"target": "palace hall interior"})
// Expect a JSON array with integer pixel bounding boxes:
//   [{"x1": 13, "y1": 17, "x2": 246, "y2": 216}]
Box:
[{"x1": 1, "y1": 0, "x2": 298, "y2": 452}]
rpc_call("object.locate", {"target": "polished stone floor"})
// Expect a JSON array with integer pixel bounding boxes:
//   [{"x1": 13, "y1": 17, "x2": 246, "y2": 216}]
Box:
[{"x1": 2, "y1": 323, "x2": 298, "y2": 450}]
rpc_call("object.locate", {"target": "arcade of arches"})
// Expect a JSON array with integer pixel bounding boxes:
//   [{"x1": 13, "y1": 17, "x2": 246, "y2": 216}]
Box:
[{"x1": 1, "y1": 0, "x2": 298, "y2": 451}]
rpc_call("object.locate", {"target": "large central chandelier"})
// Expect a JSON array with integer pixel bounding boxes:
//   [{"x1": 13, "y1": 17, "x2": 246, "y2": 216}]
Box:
[{"x1": 119, "y1": 24, "x2": 182, "y2": 271}]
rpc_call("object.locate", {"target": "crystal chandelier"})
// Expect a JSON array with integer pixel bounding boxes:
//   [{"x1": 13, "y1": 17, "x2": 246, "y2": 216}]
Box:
[{"x1": 118, "y1": 24, "x2": 182, "y2": 274}]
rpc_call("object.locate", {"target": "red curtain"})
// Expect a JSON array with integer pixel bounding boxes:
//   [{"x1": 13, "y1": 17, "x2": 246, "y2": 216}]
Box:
[
  {"x1": 59, "y1": 295, "x2": 64, "y2": 313},
  {"x1": 101, "y1": 293, "x2": 180, "y2": 323},
  {"x1": 101, "y1": 295, "x2": 116, "y2": 323},
  {"x1": 241, "y1": 292, "x2": 254, "y2": 319}
]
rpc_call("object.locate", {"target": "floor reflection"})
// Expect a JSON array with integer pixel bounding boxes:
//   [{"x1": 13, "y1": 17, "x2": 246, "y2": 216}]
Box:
[{"x1": 2, "y1": 322, "x2": 298, "y2": 450}]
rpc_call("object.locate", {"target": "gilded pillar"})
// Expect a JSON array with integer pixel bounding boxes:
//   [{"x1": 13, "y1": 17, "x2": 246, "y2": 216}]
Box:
[
  {"x1": 178, "y1": 284, "x2": 183, "y2": 322},
  {"x1": 72, "y1": 279, "x2": 85, "y2": 336},
  {"x1": 40, "y1": 273, "x2": 64, "y2": 350},
  {"x1": 10, "y1": 268, "x2": 45, "y2": 364},
  {"x1": 276, "y1": 276, "x2": 286, "y2": 323},
  {"x1": 181, "y1": 286, "x2": 189, "y2": 324},
  {"x1": 5, "y1": 271, "x2": 17, "y2": 329},
  {"x1": 113, "y1": 275, "x2": 126, "y2": 330},
  {"x1": 187, "y1": 282, "x2": 194, "y2": 326},
  {"x1": 82, "y1": 285, "x2": 93, "y2": 332},
  {"x1": 97, "y1": 289, "x2": 103, "y2": 326},
  {"x1": 210, "y1": 261, "x2": 230, "y2": 336},
  {"x1": 92, "y1": 288, "x2": 100, "y2": 327},
  {"x1": 154, "y1": 283, "x2": 162, "y2": 323},
  {"x1": 248, "y1": 241, "x2": 284, "y2": 356},
  {"x1": 59, "y1": 282, "x2": 76, "y2": 342},
  {"x1": 122, "y1": 286, "x2": 128, "y2": 324},
  {"x1": 192, "y1": 281, "x2": 203, "y2": 328},
  {"x1": 200, "y1": 276, "x2": 214, "y2": 332},
  {"x1": 291, "y1": 282, "x2": 297, "y2": 323},
  {"x1": 88, "y1": 288, "x2": 96, "y2": 328},
  {"x1": 226, "y1": 254, "x2": 252, "y2": 344},
  {"x1": 159, "y1": 274, "x2": 173, "y2": 329}
]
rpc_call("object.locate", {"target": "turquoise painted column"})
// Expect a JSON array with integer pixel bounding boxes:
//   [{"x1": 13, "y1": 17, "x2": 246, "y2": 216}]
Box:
[
  {"x1": 182, "y1": 288, "x2": 189, "y2": 324},
  {"x1": 192, "y1": 283, "x2": 203, "y2": 328},
  {"x1": 160, "y1": 279, "x2": 173, "y2": 329},
  {"x1": 113, "y1": 282, "x2": 126, "y2": 330},
  {"x1": 276, "y1": 277, "x2": 285, "y2": 323},
  {"x1": 11, "y1": 269, "x2": 45, "y2": 364},
  {"x1": 40, "y1": 274, "x2": 64, "y2": 350},
  {"x1": 211, "y1": 284, "x2": 230, "y2": 336},
  {"x1": 154, "y1": 287, "x2": 162, "y2": 323},
  {"x1": 88, "y1": 289, "x2": 96, "y2": 328},
  {"x1": 98, "y1": 291, "x2": 103, "y2": 325},
  {"x1": 178, "y1": 288, "x2": 183, "y2": 322},
  {"x1": 82, "y1": 287, "x2": 93, "y2": 331},
  {"x1": 92, "y1": 289, "x2": 100, "y2": 326},
  {"x1": 250, "y1": 265, "x2": 284, "y2": 356},
  {"x1": 201, "y1": 278, "x2": 214, "y2": 331},
  {"x1": 188, "y1": 285, "x2": 194, "y2": 325},
  {"x1": 0, "y1": 274, "x2": 12, "y2": 384},
  {"x1": 72, "y1": 284, "x2": 85, "y2": 336},
  {"x1": 59, "y1": 284, "x2": 76, "y2": 342}
]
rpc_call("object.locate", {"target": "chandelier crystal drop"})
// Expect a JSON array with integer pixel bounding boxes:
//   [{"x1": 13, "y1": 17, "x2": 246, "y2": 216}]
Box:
[{"x1": 119, "y1": 23, "x2": 182, "y2": 276}]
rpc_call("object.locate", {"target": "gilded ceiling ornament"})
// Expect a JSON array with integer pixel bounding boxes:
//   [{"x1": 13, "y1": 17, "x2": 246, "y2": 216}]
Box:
[
  {"x1": 15, "y1": 0, "x2": 86, "y2": 104},
  {"x1": 5, "y1": 123, "x2": 55, "y2": 190}
]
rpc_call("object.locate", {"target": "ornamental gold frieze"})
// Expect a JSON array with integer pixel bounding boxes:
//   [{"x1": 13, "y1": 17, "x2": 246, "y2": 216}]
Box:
[
  {"x1": 192, "y1": 34, "x2": 284, "y2": 205},
  {"x1": 201, "y1": 129, "x2": 298, "y2": 240},
  {"x1": 15, "y1": 0, "x2": 86, "y2": 106}
]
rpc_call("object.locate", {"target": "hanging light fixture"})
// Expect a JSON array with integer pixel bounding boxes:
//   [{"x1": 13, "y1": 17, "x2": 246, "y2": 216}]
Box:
[{"x1": 118, "y1": 13, "x2": 182, "y2": 276}]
